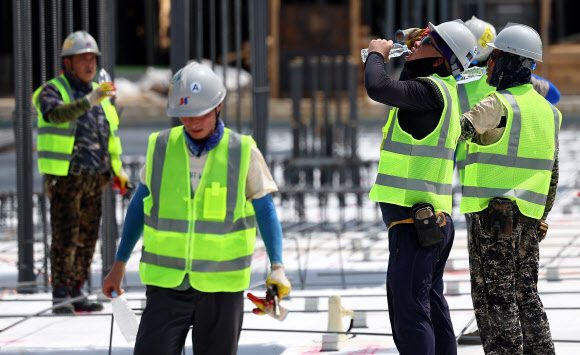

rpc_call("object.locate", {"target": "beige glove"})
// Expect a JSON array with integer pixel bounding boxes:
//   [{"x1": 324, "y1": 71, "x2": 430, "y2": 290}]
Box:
[
  {"x1": 266, "y1": 262, "x2": 291, "y2": 299},
  {"x1": 87, "y1": 82, "x2": 116, "y2": 107}
]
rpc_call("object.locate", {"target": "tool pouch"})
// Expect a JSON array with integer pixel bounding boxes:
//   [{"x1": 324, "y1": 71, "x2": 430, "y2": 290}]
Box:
[
  {"x1": 411, "y1": 202, "x2": 444, "y2": 247},
  {"x1": 484, "y1": 198, "x2": 515, "y2": 238},
  {"x1": 537, "y1": 221, "x2": 548, "y2": 242}
]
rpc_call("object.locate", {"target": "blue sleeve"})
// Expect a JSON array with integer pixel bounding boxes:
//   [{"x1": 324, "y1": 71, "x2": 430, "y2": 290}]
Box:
[
  {"x1": 115, "y1": 182, "x2": 149, "y2": 262},
  {"x1": 532, "y1": 73, "x2": 561, "y2": 104},
  {"x1": 252, "y1": 194, "x2": 283, "y2": 264}
]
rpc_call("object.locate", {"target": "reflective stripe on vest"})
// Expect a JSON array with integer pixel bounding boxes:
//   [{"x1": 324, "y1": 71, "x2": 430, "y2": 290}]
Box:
[
  {"x1": 457, "y1": 84, "x2": 471, "y2": 115},
  {"x1": 455, "y1": 71, "x2": 495, "y2": 186},
  {"x1": 460, "y1": 87, "x2": 561, "y2": 218},
  {"x1": 369, "y1": 75, "x2": 459, "y2": 213},
  {"x1": 141, "y1": 127, "x2": 256, "y2": 292}
]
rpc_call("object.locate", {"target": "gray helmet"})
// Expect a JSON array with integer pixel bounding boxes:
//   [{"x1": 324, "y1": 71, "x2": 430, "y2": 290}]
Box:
[
  {"x1": 465, "y1": 16, "x2": 497, "y2": 62},
  {"x1": 166, "y1": 62, "x2": 227, "y2": 117},
  {"x1": 428, "y1": 20, "x2": 478, "y2": 76},
  {"x1": 487, "y1": 23, "x2": 543, "y2": 62},
  {"x1": 61, "y1": 31, "x2": 101, "y2": 57}
]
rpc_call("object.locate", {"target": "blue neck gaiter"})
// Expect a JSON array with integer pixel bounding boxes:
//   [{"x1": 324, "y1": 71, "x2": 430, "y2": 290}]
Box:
[{"x1": 183, "y1": 118, "x2": 225, "y2": 157}]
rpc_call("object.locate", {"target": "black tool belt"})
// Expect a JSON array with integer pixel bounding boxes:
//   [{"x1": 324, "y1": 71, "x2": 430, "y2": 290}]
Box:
[{"x1": 477, "y1": 198, "x2": 538, "y2": 238}]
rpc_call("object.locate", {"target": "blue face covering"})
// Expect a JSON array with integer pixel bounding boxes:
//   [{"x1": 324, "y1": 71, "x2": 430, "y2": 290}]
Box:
[{"x1": 183, "y1": 118, "x2": 225, "y2": 157}]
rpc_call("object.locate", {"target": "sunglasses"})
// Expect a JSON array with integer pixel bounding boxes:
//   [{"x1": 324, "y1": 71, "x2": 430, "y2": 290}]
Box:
[{"x1": 420, "y1": 36, "x2": 445, "y2": 57}]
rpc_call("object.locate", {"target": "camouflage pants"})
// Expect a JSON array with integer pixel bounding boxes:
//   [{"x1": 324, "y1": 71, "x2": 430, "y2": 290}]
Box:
[
  {"x1": 44, "y1": 173, "x2": 110, "y2": 288},
  {"x1": 468, "y1": 213, "x2": 555, "y2": 355}
]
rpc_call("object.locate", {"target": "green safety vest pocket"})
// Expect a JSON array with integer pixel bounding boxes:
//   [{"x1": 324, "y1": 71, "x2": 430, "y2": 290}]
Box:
[{"x1": 203, "y1": 182, "x2": 227, "y2": 220}]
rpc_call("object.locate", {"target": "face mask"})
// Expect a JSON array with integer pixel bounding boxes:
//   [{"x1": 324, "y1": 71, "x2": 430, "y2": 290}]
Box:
[
  {"x1": 403, "y1": 57, "x2": 451, "y2": 79},
  {"x1": 488, "y1": 52, "x2": 531, "y2": 90}
]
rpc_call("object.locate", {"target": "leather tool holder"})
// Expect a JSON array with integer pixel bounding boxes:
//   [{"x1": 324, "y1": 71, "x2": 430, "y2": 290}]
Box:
[
  {"x1": 538, "y1": 221, "x2": 548, "y2": 242},
  {"x1": 484, "y1": 198, "x2": 515, "y2": 238},
  {"x1": 411, "y1": 202, "x2": 443, "y2": 247}
]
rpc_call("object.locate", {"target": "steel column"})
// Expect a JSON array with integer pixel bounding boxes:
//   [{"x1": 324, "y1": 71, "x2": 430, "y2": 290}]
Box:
[{"x1": 12, "y1": 0, "x2": 36, "y2": 293}]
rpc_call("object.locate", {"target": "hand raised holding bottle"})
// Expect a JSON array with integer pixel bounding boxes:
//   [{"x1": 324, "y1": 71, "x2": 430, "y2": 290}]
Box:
[
  {"x1": 86, "y1": 82, "x2": 116, "y2": 107},
  {"x1": 369, "y1": 39, "x2": 394, "y2": 62},
  {"x1": 361, "y1": 40, "x2": 409, "y2": 63}
]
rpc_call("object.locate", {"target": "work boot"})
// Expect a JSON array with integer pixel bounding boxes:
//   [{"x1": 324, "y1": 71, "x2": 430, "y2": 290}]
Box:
[
  {"x1": 52, "y1": 285, "x2": 75, "y2": 314},
  {"x1": 71, "y1": 284, "x2": 104, "y2": 312}
]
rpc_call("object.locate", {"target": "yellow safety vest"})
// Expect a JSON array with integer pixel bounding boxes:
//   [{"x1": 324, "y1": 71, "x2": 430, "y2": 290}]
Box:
[
  {"x1": 455, "y1": 69, "x2": 495, "y2": 186},
  {"x1": 141, "y1": 126, "x2": 257, "y2": 292},
  {"x1": 369, "y1": 74, "x2": 460, "y2": 214},
  {"x1": 32, "y1": 75, "x2": 123, "y2": 176},
  {"x1": 460, "y1": 84, "x2": 561, "y2": 218}
]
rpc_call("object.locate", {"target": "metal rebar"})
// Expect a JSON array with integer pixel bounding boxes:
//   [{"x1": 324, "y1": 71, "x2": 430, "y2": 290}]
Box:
[
  {"x1": 248, "y1": 0, "x2": 270, "y2": 157},
  {"x1": 51, "y1": 0, "x2": 60, "y2": 77},
  {"x1": 38, "y1": 0, "x2": 47, "y2": 85},
  {"x1": 196, "y1": 0, "x2": 203, "y2": 63},
  {"x1": 169, "y1": 0, "x2": 190, "y2": 127},
  {"x1": 65, "y1": 0, "x2": 73, "y2": 34},
  {"x1": 108, "y1": 315, "x2": 114, "y2": 355},
  {"x1": 40, "y1": 193, "x2": 50, "y2": 292},
  {"x1": 13, "y1": 0, "x2": 36, "y2": 294},
  {"x1": 81, "y1": 0, "x2": 89, "y2": 32},
  {"x1": 235, "y1": 0, "x2": 242, "y2": 132},
  {"x1": 309, "y1": 56, "x2": 319, "y2": 157},
  {"x1": 220, "y1": 0, "x2": 229, "y2": 123},
  {"x1": 210, "y1": 0, "x2": 216, "y2": 69}
]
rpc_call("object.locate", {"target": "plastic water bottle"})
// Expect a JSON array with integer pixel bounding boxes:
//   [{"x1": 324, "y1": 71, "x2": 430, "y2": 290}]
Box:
[
  {"x1": 361, "y1": 43, "x2": 409, "y2": 63},
  {"x1": 455, "y1": 66, "x2": 486, "y2": 84},
  {"x1": 111, "y1": 291, "x2": 139, "y2": 342},
  {"x1": 97, "y1": 68, "x2": 115, "y2": 96}
]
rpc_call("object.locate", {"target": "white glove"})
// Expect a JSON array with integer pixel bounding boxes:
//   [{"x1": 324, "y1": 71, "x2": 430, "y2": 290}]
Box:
[
  {"x1": 86, "y1": 82, "x2": 116, "y2": 107},
  {"x1": 266, "y1": 262, "x2": 291, "y2": 299}
]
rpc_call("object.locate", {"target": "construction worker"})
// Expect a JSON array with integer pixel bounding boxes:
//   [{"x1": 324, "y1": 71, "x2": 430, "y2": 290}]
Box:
[
  {"x1": 33, "y1": 30, "x2": 130, "y2": 313},
  {"x1": 459, "y1": 23, "x2": 559, "y2": 354},
  {"x1": 102, "y1": 62, "x2": 291, "y2": 355},
  {"x1": 455, "y1": 16, "x2": 561, "y2": 346},
  {"x1": 364, "y1": 20, "x2": 478, "y2": 355},
  {"x1": 456, "y1": 16, "x2": 561, "y2": 199}
]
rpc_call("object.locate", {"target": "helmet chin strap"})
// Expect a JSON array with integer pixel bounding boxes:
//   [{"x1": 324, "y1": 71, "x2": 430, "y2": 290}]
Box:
[
  {"x1": 449, "y1": 54, "x2": 463, "y2": 77},
  {"x1": 214, "y1": 108, "x2": 221, "y2": 129}
]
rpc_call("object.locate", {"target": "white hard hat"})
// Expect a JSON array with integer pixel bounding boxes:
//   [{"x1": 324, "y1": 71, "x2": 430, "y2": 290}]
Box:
[
  {"x1": 428, "y1": 20, "x2": 478, "y2": 76},
  {"x1": 487, "y1": 22, "x2": 543, "y2": 62},
  {"x1": 61, "y1": 31, "x2": 101, "y2": 57},
  {"x1": 465, "y1": 16, "x2": 497, "y2": 62},
  {"x1": 166, "y1": 62, "x2": 227, "y2": 117}
]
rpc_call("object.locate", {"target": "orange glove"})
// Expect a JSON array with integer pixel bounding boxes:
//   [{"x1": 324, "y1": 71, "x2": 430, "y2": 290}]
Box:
[
  {"x1": 247, "y1": 292, "x2": 288, "y2": 321},
  {"x1": 112, "y1": 169, "x2": 132, "y2": 196}
]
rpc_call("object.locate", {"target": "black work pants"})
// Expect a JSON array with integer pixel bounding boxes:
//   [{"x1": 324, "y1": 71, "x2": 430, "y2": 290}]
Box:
[
  {"x1": 134, "y1": 285, "x2": 244, "y2": 355},
  {"x1": 384, "y1": 211, "x2": 457, "y2": 355}
]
